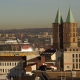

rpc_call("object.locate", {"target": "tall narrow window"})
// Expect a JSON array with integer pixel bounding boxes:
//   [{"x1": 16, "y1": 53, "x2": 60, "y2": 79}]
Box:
[
  {"x1": 0, "y1": 62, "x2": 1, "y2": 66},
  {"x1": 0, "y1": 69, "x2": 2, "y2": 73},
  {"x1": 76, "y1": 59, "x2": 78, "y2": 62},
  {"x1": 76, "y1": 54, "x2": 78, "y2": 58},
  {"x1": 73, "y1": 28, "x2": 75, "y2": 32},
  {"x1": 3, "y1": 69, "x2": 4, "y2": 73},
  {"x1": 79, "y1": 54, "x2": 80, "y2": 57},
  {"x1": 73, "y1": 63, "x2": 75, "y2": 68},
  {"x1": 73, "y1": 38, "x2": 75, "y2": 42},
  {"x1": 10, "y1": 63, "x2": 11, "y2": 66},
  {"x1": 73, "y1": 33, "x2": 75, "y2": 37},
  {"x1": 73, "y1": 59, "x2": 74, "y2": 62},
  {"x1": 72, "y1": 54, "x2": 74, "y2": 58},
  {"x1": 79, "y1": 59, "x2": 80, "y2": 62},
  {"x1": 79, "y1": 63, "x2": 80, "y2": 68},
  {"x1": 76, "y1": 63, "x2": 78, "y2": 68}
]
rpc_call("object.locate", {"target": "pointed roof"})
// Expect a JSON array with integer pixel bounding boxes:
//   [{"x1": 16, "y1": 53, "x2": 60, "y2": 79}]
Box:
[
  {"x1": 66, "y1": 7, "x2": 75, "y2": 23},
  {"x1": 55, "y1": 8, "x2": 63, "y2": 23}
]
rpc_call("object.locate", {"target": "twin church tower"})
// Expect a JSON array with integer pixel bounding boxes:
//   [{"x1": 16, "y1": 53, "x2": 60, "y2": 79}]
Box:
[{"x1": 52, "y1": 8, "x2": 78, "y2": 50}]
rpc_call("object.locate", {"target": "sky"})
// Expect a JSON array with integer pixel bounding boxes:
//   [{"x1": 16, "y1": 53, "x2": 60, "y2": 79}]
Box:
[{"x1": 0, "y1": 0, "x2": 80, "y2": 29}]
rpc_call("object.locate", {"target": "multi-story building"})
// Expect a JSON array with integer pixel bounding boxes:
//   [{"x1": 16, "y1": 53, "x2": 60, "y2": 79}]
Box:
[
  {"x1": 63, "y1": 47, "x2": 80, "y2": 71},
  {"x1": 0, "y1": 56, "x2": 26, "y2": 80}
]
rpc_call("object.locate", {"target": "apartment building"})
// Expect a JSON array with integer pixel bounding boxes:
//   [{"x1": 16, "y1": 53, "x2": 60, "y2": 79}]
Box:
[
  {"x1": 63, "y1": 47, "x2": 80, "y2": 71},
  {"x1": 0, "y1": 56, "x2": 26, "y2": 80}
]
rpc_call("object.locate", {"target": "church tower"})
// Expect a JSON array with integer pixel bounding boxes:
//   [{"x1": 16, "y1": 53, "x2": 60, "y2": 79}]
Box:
[
  {"x1": 63, "y1": 7, "x2": 78, "y2": 49},
  {"x1": 52, "y1": 9, "x2": 63, "y2": 49},
  {"x1": 52, "y1": 7, "x2": 78, "y2": 50}
]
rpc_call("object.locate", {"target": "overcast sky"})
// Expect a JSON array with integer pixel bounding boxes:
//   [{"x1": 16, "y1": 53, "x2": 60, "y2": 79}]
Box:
[{"x1": 0, "y1": 0, "x2": 80, "y2": 29}]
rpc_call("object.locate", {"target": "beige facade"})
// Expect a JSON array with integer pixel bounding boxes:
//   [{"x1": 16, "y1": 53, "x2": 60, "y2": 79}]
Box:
[
  {"x1": 0, "y1": 56, "x2": 26, "y2": 79},
  {"x1": 63, "y1": 47, "x2": 80, "y2": 71}
]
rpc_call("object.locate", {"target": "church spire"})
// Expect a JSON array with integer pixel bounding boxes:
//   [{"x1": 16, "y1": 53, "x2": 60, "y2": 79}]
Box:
[
  {"x1": 66, "y1": 7, "x2": 75, "y2": 23},
  {"x1": 55, "y1": 8, "x2": 63, "y2": 23}
]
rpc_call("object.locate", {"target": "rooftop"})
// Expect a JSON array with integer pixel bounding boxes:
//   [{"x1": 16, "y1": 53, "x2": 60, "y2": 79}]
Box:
[{"x1": 0, "y1": 56, "x2": 26, "y2": 61}]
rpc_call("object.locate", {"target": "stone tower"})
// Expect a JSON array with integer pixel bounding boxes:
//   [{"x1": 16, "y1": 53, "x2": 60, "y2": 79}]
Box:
[
  {"x1": 52, "y1": 8, "x2": 78, "y2": 50},
  {"x1": 63, "y1": 8, "x2": 78, "y2": 49},
  {"x1": 52, "y1": 9, "x2": 63, "y2": 49}
]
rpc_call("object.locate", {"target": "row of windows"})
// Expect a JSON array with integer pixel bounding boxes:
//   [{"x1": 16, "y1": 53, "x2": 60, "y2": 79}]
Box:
[
  {"x1": 72, "y1": 54, "x2": 80, "y2": 58},
  {"x1": 65, "y1": 49, "x2": 79, "y2": 51},
  {"x1": 64, "y1": 38, "x2": 76, "y2": 42},
  {"x1": 73, "y1": 59, "x2": 80, "y2": 62},
  {"x1": 0, "y1": 62, "x2": 21, "y2": 66},
  {"x1": 63, "y1": 28, "x2": 77, "y2": 32},
  {"x1": 0, "y1": 69, "x2": 20, "y2": 73},
  {"x1": 73, "y1": 63, "x2": 80, "y2": 69},
  {"x1": 64, "y1": 23, "x2": 77, "y2": 27}
]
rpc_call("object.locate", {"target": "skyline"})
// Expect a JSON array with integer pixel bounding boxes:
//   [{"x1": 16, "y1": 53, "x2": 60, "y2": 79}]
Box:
[{"x1": 0, "y1": 0, "x2": 80, "y2": 29}]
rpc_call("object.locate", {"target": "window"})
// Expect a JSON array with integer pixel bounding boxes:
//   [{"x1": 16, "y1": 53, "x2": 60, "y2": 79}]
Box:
[
  {"x1": 79, "y1": 63, "x2": 80, "y2": 68},
  {"x1": 73, "y1": 38, "x2": 75, "y2": 42},
  {"x1": 70, "y1": 49, "x2": 71, "y2": 51},
  {"x1": 7, "y1": 63, "x2": 9, "y2": 66},
  {"x1": 10, "y1": 63, "x2": 11, "y2": 66},
  {"x1": 0, "y1": 62, "x2": 1, "y2": 66},
  {"x1": 15, "y1": 62, "x2": 16, "y2": 66},
  {"x1": 73, "y1": 63, "x2": 75, "y2": 68},
  {"x1": 73, "y1": 33, "x2": 75, "y2": 37},
  {"x1": 73, "y1": 23, "x2": 75, "y2": 27},
  {"x1": 0, "y1": 69, "x2": 2, "y2": 72},
  {"x1": 79, "y1": 59, "x2": 80, "y2": 62},
  {"x1": 76, "y1": 54, "x2": 78, "y2": 58},
  {"x1": 76, "y1": 63, "x2": 78, "y2": 68},
  {"x1": 73, "y1": 28, "x2": 75, "y2": 32},
  {"x1": 72, "y1": 54, "x2": 74, "y2": 58},
  {"x1": 73, "y1": 59, "x2": 74, "y2": 62},
  {"x1": 76, "y1": 49, "x2": 78, "y2": 51},
  {"x1": 79, "y1": 54, "x2": 80, "y2": 57},
  {"x1": 5, "y1": 63, "x2": 6, "y2": 66},
  {"x1": 76, "y1": 59, "x2": 78, "y2": 62},
  {"x1": 3, "y1": 69, "x2": 4, "y2": 73}
]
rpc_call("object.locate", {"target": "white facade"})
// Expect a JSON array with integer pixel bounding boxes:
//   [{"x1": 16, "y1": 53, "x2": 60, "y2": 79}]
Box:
[
  {"x1": 51, "y1": 53, "x2": 56, "y2": 61},
  {"x1": 0, "y1": 74, "x2": 8, "y2": 80},
  {"x1": 0, "y1": 61, "x2": 24, "y2": 79},
  {"x1": 31, "y1": 64, "x2": 36, "y2": 71},
  {"x1": 63, "y1": 48, "x2": 80, "y2": 71}
]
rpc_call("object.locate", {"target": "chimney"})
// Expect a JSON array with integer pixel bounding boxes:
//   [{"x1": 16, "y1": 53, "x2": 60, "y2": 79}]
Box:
[{"x1": 41, "y1": 56, "x2": 45, "y2": 62}]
